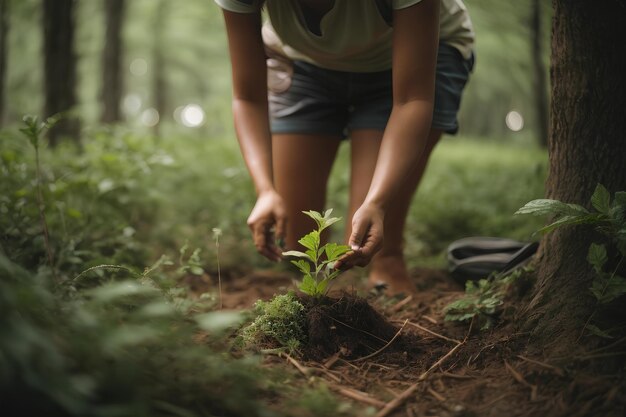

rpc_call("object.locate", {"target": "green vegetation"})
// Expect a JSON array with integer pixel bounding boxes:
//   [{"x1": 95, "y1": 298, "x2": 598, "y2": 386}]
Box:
[
  {"x1": 1, "y1": 115, "x2": 547, "y2": 414},
  {"x1": 282, "y1": 210, "x2": 350, "y2": 297},
  {"x1": 444, "y1": 267, "x2": 530, "y2": 330},
  {"x1": 516, "y1": 184, "x2": 626, "y2": 337},
  {"x1": 241, "y1": 292, "x2": 307, "y2": 353}
]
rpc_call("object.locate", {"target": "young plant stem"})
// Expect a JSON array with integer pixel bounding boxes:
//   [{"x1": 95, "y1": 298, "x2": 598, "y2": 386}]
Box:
[
  {"x1": 34, "y1": 143, "x2": 58, "y2": 282},
  {"x1": 213, "y1": 228, "x2": 223, "y2": 309}
]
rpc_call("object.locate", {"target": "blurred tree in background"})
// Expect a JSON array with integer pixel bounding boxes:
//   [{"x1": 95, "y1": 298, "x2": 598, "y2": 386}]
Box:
[
  {"x1": 100, "y1": 0, "x2": 126, "y2": 124},
  {"x1": 0, "y1": 0, "x2": 8, "y2": 127},
  {"x1": 2, "y1": 0, "x2": 550, "y2": 144},
  {"x1": 42, "y1": 0, "x2": 80, "y2": 144}
]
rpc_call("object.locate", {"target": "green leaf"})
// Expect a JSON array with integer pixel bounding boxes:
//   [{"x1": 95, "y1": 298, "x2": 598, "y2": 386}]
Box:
[
  {"x1": 444, "y1": 312, "x2": 476, "y2": 322},
  {"x1": 88, "y1": 281, "x2": 157, "y2": 302},
  {"x1": 299, "y1": 274, "x2": 317, "y2": 296},
  {"x1": 323, "y1": 242, "x2": 350, "y2": 262},
  {"x1": 316, "y1": 278, "x2": 329, "y2": 295},
  {"x1": 515, "y1": 199, "x2": 589, "y2": 217},
  {"x1": 537, "y1": 213, "x2": 603, "y2": 234},
  {"x1": 600, "y1": 275, "x2": 626, "y2": 304},
  {"x1": 282, "y1": 250, "x2": 312, "y2": 261},
  {"x1": 290, "y1": 259, "x2": 311, "y2": 275},
  {"x1": 587, "y1": 243, "x2": 607, "y2": 273},
  {"x1": 104, "y1": 325, "x2": 159, "y2": 352},
  {"x1": 302, "y1": 210, "x2": 325, "y2": 229},
  {"x1": 591, "y1": 184, "x2": 611, "y2": 214},
  {"x1": 614, "y1": 191, "x2": 626, "y2": 208},
  {"x1": 195, "y1": 311, "x2": 245, "y2": 333},
  {"x1": 298, "y1": 231, "x2": 320, "y2": 252}
]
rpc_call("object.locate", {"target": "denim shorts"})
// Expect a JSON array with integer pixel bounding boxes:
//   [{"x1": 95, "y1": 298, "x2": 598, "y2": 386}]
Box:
[{"x1": 267, "y1": 43, "x2": 474, "y2": 136}]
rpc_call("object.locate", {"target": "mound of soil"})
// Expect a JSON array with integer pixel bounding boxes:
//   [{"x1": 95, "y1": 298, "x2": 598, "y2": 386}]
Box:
[{"x1": 298, "y1": 293, "x2": 419, "y2": 361}]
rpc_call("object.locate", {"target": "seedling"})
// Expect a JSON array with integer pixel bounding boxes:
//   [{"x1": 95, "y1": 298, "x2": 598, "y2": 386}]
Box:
[{"x1": 282, "y1": 209, "x2": 350, "y2": 297}]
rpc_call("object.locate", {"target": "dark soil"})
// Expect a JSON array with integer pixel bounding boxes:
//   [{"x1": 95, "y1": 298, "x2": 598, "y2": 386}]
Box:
[
  {"x1": 199, "y1": 266, "x2": 626, "y2": 417},
  {"x1": 298, "y1": 292, "x2": 421, "y2": 361}
]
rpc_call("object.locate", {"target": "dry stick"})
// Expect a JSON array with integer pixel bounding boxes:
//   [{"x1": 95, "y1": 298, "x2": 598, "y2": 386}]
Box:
[
  {"x1": 393, "y1": 319, "x2": 461, "y2": 344},
  {"x1": 334, "y1": 387, "x2": 386, "y2": 408},
  {"x1": 516, "y1": 355, "x2": 564, "y2": 376},
  {"x1": 352, "y1": 319, "x2": 408, "y2": 363},
  {"x1": 389, "y1": 295, "x2": 413, "y2": 313},
  {"x1": 279, "y1": 352, "x2": 311, "y2": 376},
  {"x1": 440, "y1": 371, "x2": 474, "y2": 380},
  {"x1": 376, "y1": 318, "x2": 474, "y2": 417},
  {"x1": 426, "y1": 386, "x2": 446, "y2": 402},
  {"x1": 375, "y1": 341, "x2": 465, "y2": 417},
  {"x1": 421, "y1": 315, "x2": 438, "y2": 324}
]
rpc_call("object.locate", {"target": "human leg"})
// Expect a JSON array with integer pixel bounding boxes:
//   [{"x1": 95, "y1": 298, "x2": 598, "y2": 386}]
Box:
[
  {"x1": 272, "y1": 133, "x2": 342, "y2": 249},
  {"x1": 368, "y1": 128, "x2": 443, "y2": 294}
]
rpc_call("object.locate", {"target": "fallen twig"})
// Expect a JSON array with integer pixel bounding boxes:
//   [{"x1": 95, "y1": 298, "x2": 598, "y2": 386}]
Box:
[
  {"x1": 516, "y1": 355, "x2": 564, "y2": 376},
  {"x1": 393, "y1": 319, "x2": 461, "y2": 344},
  {"x1": 422, "y1": 315, "x2": 438, "y2": 324},
  {"x1": 334, "y1": 386, "x2": 386, "y2": 408},
  {"x1": 427, "y1": 386, "x2": 446, "y2": 402},
  {"x1": 352, "y1": 320, "x2": 408, "y2": 363},
  {"x1": 279, "y1": 352, "x2": 310, "y2": 377},
  {"x1": 375, "y1": 341, "x2": 465, "y2": 417},
  {"x1": 389, "y1": 295, "x2": 413, "y2": 313}
]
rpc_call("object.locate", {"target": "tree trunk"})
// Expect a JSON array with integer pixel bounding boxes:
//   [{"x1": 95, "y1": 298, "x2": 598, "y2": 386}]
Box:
[
  {"x1": 0, "y1": 0, "x2": 9, "y2": 127},
  {"x1": 151, "y1": 0, "x2": 168, "y2": 136},
  {"x1": 42, "y1": 0, "x2": 80, "y2": 145},
  {"x1": 530, "y1": 0, "x2": 549, "y2": 148},
  {"x1": 100, "y1": 0, "x2": 126, "y2": 124},
  {"x1": 522, "y1": 0, "x2": 626, "y2": 354}
]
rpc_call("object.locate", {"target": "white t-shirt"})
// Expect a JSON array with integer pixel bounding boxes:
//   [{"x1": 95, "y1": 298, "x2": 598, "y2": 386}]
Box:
[{"x1": 215, "y1": 0, "x2": 474, "y2": 72}]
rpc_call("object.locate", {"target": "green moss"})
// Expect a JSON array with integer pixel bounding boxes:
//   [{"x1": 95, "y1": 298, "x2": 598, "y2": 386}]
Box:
[{"x1": 242, "y1": 292, "x2": 307, "y2": 353}]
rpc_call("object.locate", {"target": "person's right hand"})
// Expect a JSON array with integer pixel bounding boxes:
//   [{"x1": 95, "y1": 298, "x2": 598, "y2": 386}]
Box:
[{"x1": 247, "y1": 190, "x2": 287, "y2": 262}]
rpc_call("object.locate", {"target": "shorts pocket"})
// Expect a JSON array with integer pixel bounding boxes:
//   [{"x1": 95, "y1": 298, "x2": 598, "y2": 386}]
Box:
[{"x1": 267, "y1": 53, "x2": 293, "y2": 94}]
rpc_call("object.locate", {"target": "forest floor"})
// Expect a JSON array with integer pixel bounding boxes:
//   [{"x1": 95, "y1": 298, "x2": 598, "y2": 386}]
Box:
[{"x1": 198, "y1": 266, "x2": 625, "y2": 417}]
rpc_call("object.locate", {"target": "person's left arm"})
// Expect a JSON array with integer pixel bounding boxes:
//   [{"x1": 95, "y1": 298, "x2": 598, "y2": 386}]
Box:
[{"x1": 337, "y1": 0, "x2": 439, "y2": 268}]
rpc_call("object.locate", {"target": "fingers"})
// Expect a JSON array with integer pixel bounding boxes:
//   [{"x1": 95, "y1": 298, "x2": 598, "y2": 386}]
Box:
[
  {"x1": 336, "y1": 213, "x2": 384, "y2": 270},
  {"x1": 249, "y1": 219, "x2": 282, "y2": 262}
]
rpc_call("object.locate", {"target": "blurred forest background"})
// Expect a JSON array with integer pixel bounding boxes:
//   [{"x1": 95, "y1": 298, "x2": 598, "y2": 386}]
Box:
[
  {"x1": 0, "y1": 0, "x2": 552, "y2": 273},
  {"x1": 2, "y1": 0, "x2": 551, "y2": 140},
  {"x1": 0, "y1": 1, "x2": 561, "y2": 416}
]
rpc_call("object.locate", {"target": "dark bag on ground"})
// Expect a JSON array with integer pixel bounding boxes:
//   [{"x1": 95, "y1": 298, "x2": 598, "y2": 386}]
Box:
[{"x1": 447, "y1": 237, "x2": 539, "y2": 285}]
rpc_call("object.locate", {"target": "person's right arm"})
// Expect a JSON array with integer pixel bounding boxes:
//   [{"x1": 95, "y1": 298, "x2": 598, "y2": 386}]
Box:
[{"x1": 222, "y1": 9, "x2": 286, "y2": 261}]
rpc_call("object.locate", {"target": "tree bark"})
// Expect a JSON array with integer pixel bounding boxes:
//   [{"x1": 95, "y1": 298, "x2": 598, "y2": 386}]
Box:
[
  {"x1": 523, "y1": 0, "x2": 626, "y2": 354},
  {"x1": 42, "y1": 0, "x2": 80, "y2": 145},
  {"x1": 151, "y1": 0, "x2": 168, "y2": 136},
  {"x1": 100, "y1": 0, "x2": 126, "y2": 124},
  {"x1": 0, "y1": 0, "x2": 9, "y2": 127},
  {"x1": 530, "y1": 0, "x2": 549, "y2": 148}
]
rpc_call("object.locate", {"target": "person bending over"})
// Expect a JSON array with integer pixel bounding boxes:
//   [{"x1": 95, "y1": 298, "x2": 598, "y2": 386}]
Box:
[{"x1": 216, "y1": 0, "x2": 474, "y2": 294}]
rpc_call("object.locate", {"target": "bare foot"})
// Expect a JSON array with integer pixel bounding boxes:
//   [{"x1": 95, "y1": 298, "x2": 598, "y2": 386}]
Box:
[{"x1": 368, "y1": 253, "x2": 416, "y2": 296}]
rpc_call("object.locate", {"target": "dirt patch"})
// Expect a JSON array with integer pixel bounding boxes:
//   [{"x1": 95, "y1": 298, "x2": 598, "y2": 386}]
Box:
[
  {"x1": 298, "y1": 292, "x2": 420, "y2": 361},
  {"x1": 199, "y1": 266, "x2": 626, "y2": 417}
]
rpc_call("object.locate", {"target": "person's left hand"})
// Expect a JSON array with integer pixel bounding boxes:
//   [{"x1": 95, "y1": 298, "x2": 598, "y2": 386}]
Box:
[{"x1": 335, "y1": 203, "x2": 385, "y2": 270}]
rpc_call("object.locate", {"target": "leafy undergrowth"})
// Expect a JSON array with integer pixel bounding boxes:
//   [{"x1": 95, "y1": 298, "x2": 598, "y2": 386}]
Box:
[{"x1": 6, "y1": 122, "x2": 622, "y2": 416}]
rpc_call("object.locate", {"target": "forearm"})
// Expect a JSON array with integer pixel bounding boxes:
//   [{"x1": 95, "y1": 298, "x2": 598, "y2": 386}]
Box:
[
  {"x1": 232, "y1": 98, "x2": 275, "y2": 194},
  {"x1": 363, "y1": 99, "x2": 433, "y2": 210}
]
